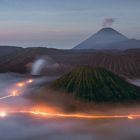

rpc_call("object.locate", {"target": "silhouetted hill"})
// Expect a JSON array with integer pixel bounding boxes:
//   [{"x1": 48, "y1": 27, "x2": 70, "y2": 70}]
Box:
[
  {"x1": 51, "y1": 67, "x2": 140, "y2": 102},
  {"x1": 0, "y1": 46, "x2": 22, "y2": 56},
  {"x1": 0, "y1": 47, "x2": 140, "y2": 78}
]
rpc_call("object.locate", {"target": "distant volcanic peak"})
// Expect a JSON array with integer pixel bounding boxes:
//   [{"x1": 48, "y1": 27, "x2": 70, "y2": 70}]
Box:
[
  {"x1": 93, "y1": 27, "x2": 128, "y2": 42},
  {"x1": 74, "y1": 28, "x2": 128, "y2": 49},
  {"x1": 96, "y1": 27, "x2": 127, "y2": 37},
  {"x1": 99, "y1": 27, "x2": 119, "y2": 32},
  {"x1": 52, "y1": 66, "x2": 140, "y2": 102},
  {"x1": 97, "y1": 27, "x2": 118, "y2": 33}
]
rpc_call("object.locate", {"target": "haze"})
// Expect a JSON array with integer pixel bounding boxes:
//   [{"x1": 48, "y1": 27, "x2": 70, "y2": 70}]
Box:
[{"x1": 0, "y1": 0, "x2": 140, "y2": 48}]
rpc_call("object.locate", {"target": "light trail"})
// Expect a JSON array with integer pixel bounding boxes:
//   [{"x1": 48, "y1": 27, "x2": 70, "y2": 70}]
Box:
[
  {"x1": 17, "y1": 82, "x2": 24, "y2": 87},
  {"x1": 0, "y1": 95, "x2": 13, "y2": 100},
  {"x1": 0, "y1": 79, "x2": 33, "y2": 101},
  {"x1": 1, "y1": 109, "x2": 140, "y2": 120},
  {"x1": 0, "y1": 78, "x2": 140, "y2": 121},
  {"x1": 26, "y1": 79, "x2": 33, "y2": 84},
  {"x1": 11, "y1": 91, "x2": 18, "y2": 96},
  {"x1": 0, "y1": 90, "x2": 18, "y2": 100},
  {"x1": 23, "y1": 111, "x2": 140, "y2": 120}
]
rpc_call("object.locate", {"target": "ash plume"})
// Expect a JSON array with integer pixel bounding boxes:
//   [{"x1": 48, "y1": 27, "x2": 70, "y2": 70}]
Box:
[{"x1": 102, "y1": 18, "x2": 116, "y2": 27}]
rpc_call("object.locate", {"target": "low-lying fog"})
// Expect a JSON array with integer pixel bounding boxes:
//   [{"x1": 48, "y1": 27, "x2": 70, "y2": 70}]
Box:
[{"x1": 1, "y1": 73, "x2": 140, "y2": 140}]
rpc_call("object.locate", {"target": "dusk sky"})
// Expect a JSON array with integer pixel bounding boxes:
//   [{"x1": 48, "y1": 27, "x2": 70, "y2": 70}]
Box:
[{"x1": 0, "y1": 0, "x2": 140, "y2": 49}]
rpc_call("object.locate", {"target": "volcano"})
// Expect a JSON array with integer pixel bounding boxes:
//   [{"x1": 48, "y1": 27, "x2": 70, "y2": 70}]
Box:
[
  {"x1": 73, "y1": 28, "x2": 140, "y2": 50},
  {"x1": 52, "y1": 66, "x2": 140, "y2": 102}
]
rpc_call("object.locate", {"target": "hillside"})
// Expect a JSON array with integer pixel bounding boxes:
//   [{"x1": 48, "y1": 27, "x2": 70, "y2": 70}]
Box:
[
  {"x1": 73, "y1": 28, "x2": 140, "y2": 50},
  {"x1": 0, "y1": 48, "x2": 140, "y2": 78},
  {"x1": 106, "y1": 39, "x2": 140, "y2": 50},
  {"x1": 51, "y1": 67, "x2": 140, "y2": 102},
  {"x1": 0, "y1": 46, "x2": 22, "y2": 56},
  {"x1": 74, "y1": 28, "x2": 128, "y2": 49}
]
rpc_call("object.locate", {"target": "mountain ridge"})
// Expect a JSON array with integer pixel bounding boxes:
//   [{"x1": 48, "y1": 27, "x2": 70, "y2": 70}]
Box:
[{"x1": 73, "y1": 28, "x2": 140, "y2": 50}]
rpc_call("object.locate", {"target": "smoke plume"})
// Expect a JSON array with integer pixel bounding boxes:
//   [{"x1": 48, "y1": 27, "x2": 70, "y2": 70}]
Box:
[
  {"x1": 31, "y1": 56, "x2": 59, "y2": 76},
  {"x1": 103, "y1": 18, "x2": 115, "y2": 27}
]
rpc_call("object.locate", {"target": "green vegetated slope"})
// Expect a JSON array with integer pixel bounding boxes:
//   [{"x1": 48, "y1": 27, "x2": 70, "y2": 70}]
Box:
[{"x1": 52, "y1": 66, "x2": 140, "y2": 102}]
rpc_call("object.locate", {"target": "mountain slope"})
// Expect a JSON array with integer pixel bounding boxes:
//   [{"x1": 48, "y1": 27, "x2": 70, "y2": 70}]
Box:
[
  {"x1": 0, "y1": 48, "x2": 140, "y2": 78},
  {"x1": 107, "y1": 39, "x2": 140, "y2": 50},
  {"x1": 74, "y1": 28, "x2": 128, "y2": 49},
  {"x1": 52, "y1": 66, "x2": 140, "y2": 102}
]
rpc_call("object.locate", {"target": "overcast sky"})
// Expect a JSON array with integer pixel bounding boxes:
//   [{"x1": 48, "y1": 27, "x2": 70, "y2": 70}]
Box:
[{"x1": 0, "y1": 0, "x2": 139, "y2": 49}]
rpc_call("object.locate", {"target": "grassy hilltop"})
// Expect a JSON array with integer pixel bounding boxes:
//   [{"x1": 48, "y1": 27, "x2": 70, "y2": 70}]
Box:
[{"x1": 52, "y1": 66, "x2": 140, "y2": 102}]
